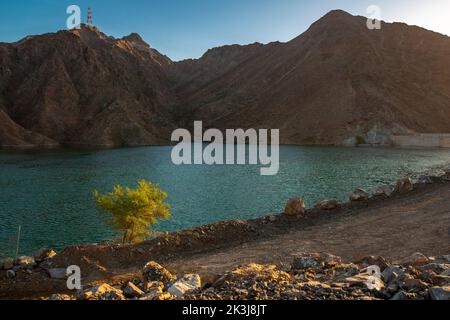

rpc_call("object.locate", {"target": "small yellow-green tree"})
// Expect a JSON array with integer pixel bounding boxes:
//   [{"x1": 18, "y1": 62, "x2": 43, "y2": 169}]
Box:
[{"x1": 93, "y1": 180, "x2": 171, "y2": 244}]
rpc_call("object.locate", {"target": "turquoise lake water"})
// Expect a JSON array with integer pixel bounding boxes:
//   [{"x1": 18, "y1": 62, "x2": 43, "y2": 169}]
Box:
[{"x1": 0, "y1": 145, "x2": 449, "y2": 258}]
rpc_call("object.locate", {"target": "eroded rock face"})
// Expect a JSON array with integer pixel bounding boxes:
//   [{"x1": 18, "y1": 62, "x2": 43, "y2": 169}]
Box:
[
  {"x1": 0, "y1": 25, "x2": 175, "y2": 149},
  {"x1": 284, "y1": 198, "x2": 306, "y2": 217}
]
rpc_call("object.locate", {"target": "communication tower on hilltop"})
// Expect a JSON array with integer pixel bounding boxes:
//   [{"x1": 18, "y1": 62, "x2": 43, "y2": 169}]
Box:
[{"x1": 87, "y1": 7, "x2": 93, "y2": 26}]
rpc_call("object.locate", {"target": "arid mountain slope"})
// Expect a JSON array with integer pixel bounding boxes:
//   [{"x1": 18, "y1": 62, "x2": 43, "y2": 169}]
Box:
[
  {"x1": 170, "y1": 10, "x2": 450, "y2": 144},
  {"x1": 0, "y1": 25, "x2": 177, "y2": 148},
  {"x1": 1, "y1": 11, "x2": 450, "y2": 148}
]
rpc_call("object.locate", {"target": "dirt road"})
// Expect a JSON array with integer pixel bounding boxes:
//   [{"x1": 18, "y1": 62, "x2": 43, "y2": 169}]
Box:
[{"x1": 166, "y1": 182, "x2": 450, "y2": 276}]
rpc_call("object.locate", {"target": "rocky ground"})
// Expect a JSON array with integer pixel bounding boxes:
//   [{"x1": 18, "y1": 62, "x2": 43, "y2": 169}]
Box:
[
  {"x1": 1, "y1": 171, "x2": 450, "y2": 300},
  {"x1": 46, "y1": 252, "x2": 450, "y2": 300}
]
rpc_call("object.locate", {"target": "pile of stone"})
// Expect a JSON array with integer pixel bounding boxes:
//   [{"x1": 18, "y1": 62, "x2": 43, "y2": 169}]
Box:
[
  {"x1": 186, "y1": 252, "x2": 450, "y2": 300},
  {"x1": 72, "y1": 261, "x2": 201, "y2": 301},
  {"x1": 48, "y1": 252, "x2": 449, "y2": 301},
  {"x1": 0, "y1": 249, "x2": 57, "y2": 280},
  {"x1": 283, "y1": 174, "x2": 450, "y2": 218}
]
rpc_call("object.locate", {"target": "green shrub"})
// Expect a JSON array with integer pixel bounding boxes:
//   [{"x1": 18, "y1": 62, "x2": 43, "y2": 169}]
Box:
[{"x1": 94, "y1": 180, "x2": 171, "y2": 244}]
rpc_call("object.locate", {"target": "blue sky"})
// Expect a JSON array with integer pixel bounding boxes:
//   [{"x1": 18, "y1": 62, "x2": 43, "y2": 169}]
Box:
[{"x1": 1, "y1": 0, "x2": 449, "y2": 61}]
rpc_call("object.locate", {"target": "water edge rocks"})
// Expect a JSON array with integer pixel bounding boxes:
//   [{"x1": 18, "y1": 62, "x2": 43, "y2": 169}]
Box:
[
  {"x1": 284, "y1": 198, "x2": 306, "y2": 217},
  {"x1": 372, "y1": 185, "x2": 393, "y2": 198},
  {"x1": 1, "y1": 258, "x2": 14, "y2": 270},
  {"x1": 394, "y1": 177, "x2": 414, "y2": 194},
  {"x1": 314, "y1": 200, "x2": 340, "y2": 210},
  {"x1": 349, "y1": 189, "x2": 370, "y2": 202},
  {"x1": 15, "y1": 256, "x2": 36, "y2": 269}
]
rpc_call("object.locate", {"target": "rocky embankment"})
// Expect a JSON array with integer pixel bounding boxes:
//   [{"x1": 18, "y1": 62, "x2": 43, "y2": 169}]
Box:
[
  {"x1": 44, "y1": 252, "x2": 450, "y2": 301},
  {"x1": 1, "y1": 170, "x2": 450, "y2": 300}
]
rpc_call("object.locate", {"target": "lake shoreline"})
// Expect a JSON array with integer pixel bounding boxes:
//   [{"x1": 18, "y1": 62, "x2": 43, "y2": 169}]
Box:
[{"x1": 1, "y1": 171, "x2": 450, "y2": 299}]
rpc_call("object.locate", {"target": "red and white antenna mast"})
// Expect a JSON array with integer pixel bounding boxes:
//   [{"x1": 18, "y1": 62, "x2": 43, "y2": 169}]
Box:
[{"x1": 87, "y1": 7, "x2": 93, "y2": 26}]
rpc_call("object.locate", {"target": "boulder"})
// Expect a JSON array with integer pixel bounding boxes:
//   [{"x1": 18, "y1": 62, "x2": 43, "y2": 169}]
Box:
[
  {"x1": 399, "y1": 252, "x2": 430, "y2": 266},
  {"x1": 138, "y1": 281, "x2": 174, "y2": 300},
  {"x1": 390, "y1": 291, "x2": 414, "y2": 300},
  {"x1": 1, "y1": 258, "x2": 14, "y2": 270},
  {"x1": 357, "y1": 256, "x2": 390, "y2": 271},
  {"x1": 122, "y1": 282, "x2": 145, "y2": 298},
  {"x1": 430, "y1": 275, "x2": 450, "y2": 286},
  {"x1": 292, "y1": 253, "x2": 342, "y2": 270},
  {"x1": 15, "y1": 256, "x2": 36, "y2": 268},
  {"x1": 6, "y1": 269, "x2": 16, "y2": 279},
  {"x1": 168, "y1": 274, "x2": 202, "y2": 298},
  {"x1": 429, "y1": 286, "x2": 450, "y2": 300},
  {"x1": 34, "y1": 249, "x2": 57, "y2": 263},
  {"x1": 142, "y1": 261, "x2": 176, "y2": 284},
  {"x1": 381, "y1": 266, "x2": 406, "y2": 283},
  {"x1": 349, "y1": 188, "x2": 370, "y2": 202},
  {"x1": 394, "y1": 177, "x2": 414, "y2": 194},
  {"x1": 342, "y1": 274, "x2": 385, "y2": 291},
  {"x1": 78, "y1": 283, "x2": 126, "y2": 300},
  {"x1": 403, "y1": 279, "x2": 429, "y2": 292},
  {"x1": 142, "y1": 281, "x2": 164, "y2": 295},
  {"x1": 372, "y1": 185, "x2": 393, "y2": 198},
  {"x1": 47, "y1": 268, "x2": 67, "y2": 279},
  {"x1": 418, "y1": 263, "x2": 450, "y2": 274},
  {"x1": 314, "y1": 199, "x2": 340, "y2": 210},
  {"x1": 284, "y1": 198, "x2": 306, "y2": 217},
  {"x1": 418, "y1": 175, "x2": 433, "y2": 184}
]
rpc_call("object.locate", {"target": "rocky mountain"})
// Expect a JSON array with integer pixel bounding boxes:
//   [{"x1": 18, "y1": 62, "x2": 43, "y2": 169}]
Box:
[
  {"x1": 0, "y1": 24, "x2": 177, "y2": 148},
  {"x1": 1, "y1": 10, "x2": 450, "y2": 148},
  {"x1": 170, "y1": 10, "x2": 450, "y2": 145}
]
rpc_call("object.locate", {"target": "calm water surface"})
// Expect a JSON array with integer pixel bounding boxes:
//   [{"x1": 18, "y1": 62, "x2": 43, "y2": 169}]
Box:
[{"x1": 1, "y1": 145, "x2": 449, "y2": 258}]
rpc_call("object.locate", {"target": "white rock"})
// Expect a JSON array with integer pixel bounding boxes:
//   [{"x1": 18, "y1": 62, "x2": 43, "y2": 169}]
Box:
[
  {"x1": 168, "y1": 274, "x2": 201, "y2": 298},
  {"x1": 6, "y1": 269, "x2": 16, "y2": 279}
]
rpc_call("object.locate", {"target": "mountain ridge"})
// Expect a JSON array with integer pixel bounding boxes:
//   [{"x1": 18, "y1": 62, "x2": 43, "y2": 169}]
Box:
[{"x1": 1, "y1": 10, "x2": 450, "y2": 148}]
